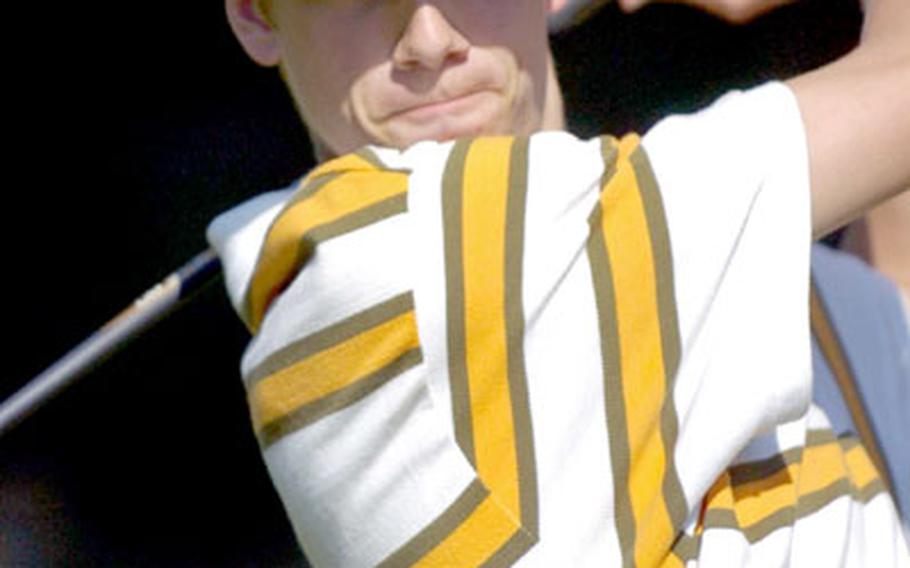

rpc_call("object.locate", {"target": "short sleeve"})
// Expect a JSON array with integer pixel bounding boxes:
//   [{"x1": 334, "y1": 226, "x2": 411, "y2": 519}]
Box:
[{"x1": 641, "y1": 82, "x2": 814, "y2": 502}]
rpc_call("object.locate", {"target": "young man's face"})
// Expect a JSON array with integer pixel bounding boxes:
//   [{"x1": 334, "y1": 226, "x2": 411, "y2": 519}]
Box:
[{"x1": 233, "y1": 0, "x2": 565, "y2": 158}]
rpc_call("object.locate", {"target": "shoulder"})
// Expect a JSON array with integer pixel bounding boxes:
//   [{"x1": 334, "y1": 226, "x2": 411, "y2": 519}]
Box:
[
  {"x1": 641, "y1": 81, "x2": 807, "y2": 190},
  {"x1": 207, "y1": 187, "x2": 296, "y2": 316}
]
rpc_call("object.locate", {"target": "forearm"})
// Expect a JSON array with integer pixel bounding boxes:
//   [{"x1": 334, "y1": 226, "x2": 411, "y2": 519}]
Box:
[
  {"x1": 787, "y1": 0, "x2": 910, "y2": 237},
  {"x1": 859, "y1": 0, "x2": 910, "y2": 54}
]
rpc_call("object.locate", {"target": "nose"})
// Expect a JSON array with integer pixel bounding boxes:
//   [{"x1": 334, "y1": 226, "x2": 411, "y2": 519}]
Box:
[{"x1": 392, "y1": 4, "x2": 470, "y2": 71}]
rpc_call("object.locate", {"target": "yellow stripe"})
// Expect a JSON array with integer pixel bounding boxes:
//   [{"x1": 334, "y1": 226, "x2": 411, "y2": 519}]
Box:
[
  {"x1": 599, "y1": 135, "x2": 675, "y2": 567},
  {"x1": 700, "y1": 432, "x2": 884, "y2": 542},
  {"x1": 728, "y1": 462, "x2": 798, "y2": 528},
  {"x1": 787, "y1": 439, "x2": 847, "y2": 497},
  {"x1": 843, "y1": 441, "x2": 882, "y2": 493},
  {"x1": 631, "y1": 144, "x2": 688, "y2": 540},
  {"x1": 705, "y1": 471, "x2": 737, "y2": 512},
  {"x1": 249, "y1": 309, "x2": 418, "y2": 432},
  {"x1": 246, "y1": 168, "x2": 408, "y2": 331},
  {"x1": 729, "y1": 442, "x2": 849, "y2": 529},
  {"x1": 461, "y1": 137, "x2": 522, "y2": 517},
  {"x1": 414, "y1": 494, "x2": 521, "y2": 567},
  {"x1": 402, "y1": 137, "x2": 536, "y2": 565}
]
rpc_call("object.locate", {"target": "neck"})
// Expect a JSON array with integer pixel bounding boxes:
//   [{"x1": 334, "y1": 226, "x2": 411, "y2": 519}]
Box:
[{"x1": 541, "y1": 51, "x2": 567, "y2": 132}]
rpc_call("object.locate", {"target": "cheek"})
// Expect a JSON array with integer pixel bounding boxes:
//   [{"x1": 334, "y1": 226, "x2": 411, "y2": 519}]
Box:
[
  {"x1": 275, "y1": 4, "x2": 398, "y2": 104},
  {"x1": 278, "y1": 21, "x2": 394, "y2": 139},
  {"x1": 282, "y1": 32, "x2": 376, "y2": 100},
  {"x1": 455, "y1": 1, "x2": 551, "y2": 98},
  {"x1": 455, "y1": 0, "x2": 549, "y2": 47}
]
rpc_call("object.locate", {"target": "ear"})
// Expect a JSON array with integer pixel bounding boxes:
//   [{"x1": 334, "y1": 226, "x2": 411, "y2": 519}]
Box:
[{"x1": 225, "y1": 0, "x2": 281, "y2": 67}]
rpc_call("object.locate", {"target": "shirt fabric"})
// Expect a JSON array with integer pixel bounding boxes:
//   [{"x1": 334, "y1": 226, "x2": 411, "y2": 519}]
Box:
[{"x1": 208, "y1": 82, "x2": 908, "y2": 567}]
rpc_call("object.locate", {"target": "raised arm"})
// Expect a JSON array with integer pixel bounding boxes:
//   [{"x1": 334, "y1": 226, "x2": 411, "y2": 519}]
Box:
[
  {"x1": 786, "y1": 0, "x2": 909, "y2": 236},
  {"x1": 613, "y1": 0, "x2": 909, "y2": 236},
  {"x1": 616, "y1": 0, "x2": 797, "y2": 23}
]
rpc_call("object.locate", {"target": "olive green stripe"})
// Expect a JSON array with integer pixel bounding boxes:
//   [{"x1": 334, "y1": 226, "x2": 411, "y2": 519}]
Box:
[
  {"x1": 703, "y1": 476, "x2": 860, "y2": 544},
  {"x1": 380, "y1": 139, "x2": 502, "y2": 568},
  {"x1": 443, "y1": 139, "x2": 476, "y2": 466},
  {"x1": 240, "y1": 172, "x2": 343, "y2": 329},
  {"x1": 303, "y1": 192, "x2": 407, "y2": 251},
  {"x1": 286, "y1": 170, "x2": 345, "y2": 209},
  {"x1": 704, "y1": 432, "x2": 883, "y2": 544},
  {"x1": 473, "y1": 136, "x2": 540, "y2": 566},
  {"x1": 354, "y1": 146, "x2": 386, "y2": 169},
  {"x1": 246, "y1": 292, "x2": 415, "y2": 385},
  {"x1": 741, "y1": 504, "x2": 798, "y2": 544},
  {"x1": 854, "y1": 478, "x2": 887, "y2": 504},
  {"x1": 282, "y1": 176, "x2": 408, "y2": 281},
  {"x1": 806, "y1": 428, "x2": 837, "y2": 446},
  {"x1": 354, "y1": 147, "x2": 413, "y2": 175},
  {"x1": 376, "y1": 479, "x2": 489, "y2": 568},
  {"x1": 836, "y1": 435, "x2": 888, "y2": 504},
  {"x1": 793, "y1": 477, "x2": 853, "y2": 522},
  {"x1": 266, "y1": 193, "x2": 407, "y2": 326},
  {"x1": 630, "y1": 146, "x2": 681, "y2": 377},
  {"x1": 837, "y1": 434, "x2": 860, "y2": 450},
  {"x1": 749, "y1": 470, "x2": 853, "y2": 542},
  {"x1": 588, "y1": 136, "x2": 635, "y2": 568},
  {"x1": 702, "y1": 508, "x2": 740, "y2": 531},
  {"x1": 285, "y1": 193, "x2": 408, "y2": 287},
  {"x1": 630, "y1": 144, "x2": 689, "y2": 532},
  {"x1": 598, "y1": 136, "x2": 620, "y2": 182},
  {"x1": 669, "y1": 532, "x2": 700, "y2": 562},
  {"x1": 504, "y1": 136, "x2": 539, "y2": 540},
  {"x1": 739, "y1": 477, "x2": 851, "y2": 544},
  {"x1": 257, "y1": 347, "x2": 423, "y2": 448},
  {"x1": 728, "y1": 430, "x2": 836, "y2": 486}
]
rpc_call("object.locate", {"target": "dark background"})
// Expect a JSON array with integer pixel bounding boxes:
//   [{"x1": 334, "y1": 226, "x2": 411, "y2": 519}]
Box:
[{"x1": 2, "y1": 1, "x2": 859, "y2": 566}]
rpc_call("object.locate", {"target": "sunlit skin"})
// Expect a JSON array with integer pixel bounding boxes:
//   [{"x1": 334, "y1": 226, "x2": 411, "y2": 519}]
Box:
[{"x1": 232, "y1": 0, "x2": 567, "y2": 160}]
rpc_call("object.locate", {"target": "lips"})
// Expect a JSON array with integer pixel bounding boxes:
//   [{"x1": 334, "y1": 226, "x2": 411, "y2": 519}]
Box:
[
  {"x1": 387, "y1": 90, "x2": 493, "y2": 122},
  {"x1": 376, "y1": 69, "x2": 499, "y2": 122}
]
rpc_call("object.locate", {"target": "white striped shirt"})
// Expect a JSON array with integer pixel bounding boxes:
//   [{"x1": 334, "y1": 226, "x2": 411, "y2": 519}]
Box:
[{"x1": 208, "y1": 82, "x2": 908, "y2": 567}]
